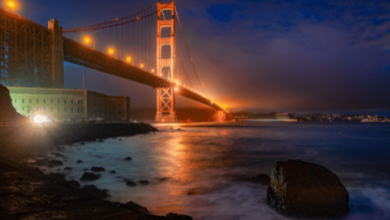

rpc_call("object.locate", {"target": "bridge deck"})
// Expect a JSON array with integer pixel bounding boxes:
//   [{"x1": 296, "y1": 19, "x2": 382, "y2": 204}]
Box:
[{"x1": 63, "y1": 38, "x2": 224, "y2": 111}]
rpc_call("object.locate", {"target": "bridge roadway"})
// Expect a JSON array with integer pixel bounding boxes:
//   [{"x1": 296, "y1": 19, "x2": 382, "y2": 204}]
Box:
[{"x1": 63, "y1": 38, "x2": 225, "y2": 112}]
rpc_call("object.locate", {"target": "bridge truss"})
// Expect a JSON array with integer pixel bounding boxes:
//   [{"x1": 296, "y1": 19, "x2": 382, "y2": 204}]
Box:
[{"x1": 0, "y1": 8, "x2": 52, "y2": 87}]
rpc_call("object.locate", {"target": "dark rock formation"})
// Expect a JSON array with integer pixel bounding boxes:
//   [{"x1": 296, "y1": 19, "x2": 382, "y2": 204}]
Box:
[
  {"x1": 47, "y1": 173, "x2": 66, "y2": 183},
  {"x1": 252, "y1": 173, "x2": 270, "y2": 185},
  {"x1": 47, "y1": 160, "x2": 63, "y2": 167},
  {"x1": 138, "y1": 180, "x2": 149, "y2": 185},
  {"x1": 80, "y1": 172, "x2": 101, "y2": 181},
  {"x1": 187, "y1": 187, "x2": 209, "y2": 195},
  {"x1": 64, "y1": 167, "x2": 72, "y2": 170},
  {"x1": 81, "y1": 185, "x2": 109, "y2": 200},
  {"x1": 166, "y1": 213, "x2": 193, "y2": 220},
  {"x1": 82, "y1": 168, "x2": 89, "y2": 171},
  {"x1": 65, "y1": 180, "x2": 80, "y2": 189},
  {"x1": 122, "y1": 201, "x2": 150, "y2": 215},
  {"x1": 109, "y1": 170, "x2": 116, "y2": 174},
  {"x1": 124, "y1": 157, "x2": 132, "y2": 161},
  {"x1": 53, "y1": 152, "x2": 65, "y2": 158},
  {"x1": 76, "y1": 160, "x2": 83, "y2": 164},
  {"x1": 46, "y1": 123, "x2": 158, "y2": 146},
  {"x1": 126, "y1": 181, "x2": 137, "y2": 186},
  {"x1": 0, "y1": 85, "x2": 25, "y2": 120},
  {"x1": 267, "y1": 159, "x2": 349, "y2": 218},
  {"x1": 35, "y1": 158, "x2": 50, "y2": 166},
  {"x1": 159, "y1": 177, "x2": 168, "y2": 182},
  {"x1": 91, "y1": 167, "x2": 105, "y2": 172}
]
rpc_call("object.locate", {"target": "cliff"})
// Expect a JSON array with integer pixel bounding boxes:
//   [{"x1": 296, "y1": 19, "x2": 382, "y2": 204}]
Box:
[{"x1": 0, "y1": 84, "x2": 25, "y2": 121}]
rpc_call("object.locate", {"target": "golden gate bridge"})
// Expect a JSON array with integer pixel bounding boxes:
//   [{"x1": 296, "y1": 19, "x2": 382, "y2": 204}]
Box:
[{"x1": 0, "y1": 1, "x2": 226, "y2": 122}]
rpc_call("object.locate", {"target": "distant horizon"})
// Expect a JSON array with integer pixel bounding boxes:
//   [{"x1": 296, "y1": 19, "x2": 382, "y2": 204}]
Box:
[{"x1": 131, "y1": 107, "x2": 390, "y2": 118}]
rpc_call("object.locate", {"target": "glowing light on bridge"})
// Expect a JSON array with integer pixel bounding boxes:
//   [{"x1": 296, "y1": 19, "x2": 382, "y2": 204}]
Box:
[
  {"x1": 151, "y1": 69, "x2": 155, "y2": 73},
  {"x1": 140, "y1": 63, "x2": 144, "y2": 68},
  {"x1": 175, "y1": 87, "x2": 178, "y2": 91},
  {"x1": 126, "y1": 56, "x2": 132, "y2": 62},
  {"x1": 6, "y1": 1, "x2": 17, "y2": 11},
  {"x1": 108, "y1": 48, "x2": 115, "y2": 55},
  {"x1": 83, "y1": 36, "x2": 91, "y2": 44}
]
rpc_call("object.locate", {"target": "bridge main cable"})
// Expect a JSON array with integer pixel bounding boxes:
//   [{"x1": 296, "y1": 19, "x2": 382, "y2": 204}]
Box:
[{"x1": 63, "y1": 4, "x2": 157, "y2": 33}]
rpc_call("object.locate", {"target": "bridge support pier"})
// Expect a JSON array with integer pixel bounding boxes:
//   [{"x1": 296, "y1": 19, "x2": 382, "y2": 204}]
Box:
[
  {"x1": 155, "y1": 1, "x2": 177, "y2": 122},
  {"x1": 48, "y1": 19, "x2": 64, "y2": 88}
]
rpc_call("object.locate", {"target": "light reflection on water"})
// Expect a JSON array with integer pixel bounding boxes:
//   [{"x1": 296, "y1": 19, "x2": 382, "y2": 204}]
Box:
[{"x1": 46, "y1": 122, "x2": 390, "y2": 220}]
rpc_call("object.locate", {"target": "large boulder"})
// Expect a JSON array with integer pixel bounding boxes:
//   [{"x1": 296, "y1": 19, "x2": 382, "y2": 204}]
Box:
[
  {"x1": 0, "y1": 85, "x2": 23, "y2": 120},
  {"x1": 122, "y1": 201, "x2": 150, "y2": 215},
  {"x1": 80, "y1": 172, "x2": 101, "y2": 181},
  {"x1": 267, "y1": 159, "x2": 349, "y2": 218},
  {"x1": 81, "y1": 185, "x2": 109, "y2": 199}
]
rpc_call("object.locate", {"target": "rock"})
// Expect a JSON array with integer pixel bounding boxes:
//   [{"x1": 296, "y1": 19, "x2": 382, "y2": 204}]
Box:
[
  {"x1": 97, "y1": 139, "x2": 104, "y2": 142},
  {"x1": 159, "y1": 177, "x2": 168, "y2": 182},
  {"x1": 76, "y1": 160, "x2": 83, "y2": 164},
  {"x1": 57, "y1": 168, "x2": 61, "y2": 171},
  {"x1": 109, "y1": 170, "x2": 116, "y2": 174},
  {"x1": 252, "y1": 173, "x2": 270, "y2": 185},
  {"x1": 267, "y1": 159, "x2": 349, "y2": 218},
  {"x1": 53, "y1": 152, "x2": 65, "y2": 158},
  {"x1": 65, "y1": 180, "x2": 80, "y2": 189},
  {"x1": 91, "y1": 167, "x2": 105, "y2": 172},
  {"x1": 124, "y1": 157, "x2": 132, "y2": 161},
  {"x1": 0, "y1": 85, "x2": 25, "y2": 120},
  {"x1": 18, "y1": 176, "x2": 23, "y2": 181},
  {"x1": 47, "y1": 173, "x2": 66, "y2": 183},
  {"x1": 80, "y1": 142, "x2": 85, "y2": 145},
  {"x1": 138, "y1": 180, "x2": 149, "y2": 185},
  {"x1": 119, "y1": 138, "x2": 123, "y2": 141},
  {"x1": 166, "y1": 213, "x2": 193, "y2": 220},
  {"x1": 80, "y1": 172, "x2": 101, "y2": 181},
  {"x1": 64, "y1": 167, "x2": 72, "y2": 170},
  {"x1": 35, "y1": 158, "x2": 50, "y2": 166},
  {"x1": 122, "y1": 201, "x2": 150, "y2": 214},
  {"x1": 187, "y1": 187, "x2": 209, "y2": 195},
  {"x1": 47, "y1": 160, "x2": 63, "y2": 167},
  {"x1": 126, "y1": 181, "x2": 137, "y2": 186},
  {"x1": 82, "y1": 168, "x2": 89, "y2": 171},
  {"x1": 81, "y1": 185, "x2": 109, "y2": 199}
]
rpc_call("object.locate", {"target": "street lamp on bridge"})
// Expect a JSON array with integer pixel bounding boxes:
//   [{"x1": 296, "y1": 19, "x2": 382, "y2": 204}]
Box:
[
  {"x1": 83, "y1": 36, "x2": 91, "y2": 45},
  {"x1": 5, "y1": 1, "x2": 17, "y2": 12},
  {"x1": 108, "y1": 48, "x2": 115, "y2": 57}
]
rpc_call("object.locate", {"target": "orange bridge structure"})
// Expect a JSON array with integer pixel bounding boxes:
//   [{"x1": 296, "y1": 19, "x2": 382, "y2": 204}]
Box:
[{"x1": 0, "y1": 1, "x2": 226, "y2": 122}]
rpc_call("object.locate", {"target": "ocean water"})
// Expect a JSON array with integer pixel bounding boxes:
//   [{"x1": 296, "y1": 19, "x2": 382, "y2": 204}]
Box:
[{"x1": 41, "y1": 122, "x2": 390, "y2": 220}]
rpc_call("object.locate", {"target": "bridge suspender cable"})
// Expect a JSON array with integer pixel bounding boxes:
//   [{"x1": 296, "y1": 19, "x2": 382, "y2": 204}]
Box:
[{"x1": 174, "y1": 7, "x2": 205, "y2": 95}]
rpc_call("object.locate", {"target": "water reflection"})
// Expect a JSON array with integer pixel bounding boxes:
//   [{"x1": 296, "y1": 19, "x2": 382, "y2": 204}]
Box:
[{"x1": 51, "y1": 123, "x2": 390, "y2": 219}]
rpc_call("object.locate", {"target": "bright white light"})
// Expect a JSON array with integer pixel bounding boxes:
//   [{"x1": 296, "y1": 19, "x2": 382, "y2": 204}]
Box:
[{"x1": 33, "y1": 114, "x2": 49, "y2": 124}]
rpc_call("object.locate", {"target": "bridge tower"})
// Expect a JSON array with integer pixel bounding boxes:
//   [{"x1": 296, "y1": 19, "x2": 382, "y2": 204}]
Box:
[{"x1": 155, "y1": 0, "x2": 177, "y2": 122}]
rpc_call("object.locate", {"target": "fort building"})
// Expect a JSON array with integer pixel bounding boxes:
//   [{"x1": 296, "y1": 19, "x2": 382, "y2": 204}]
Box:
[{"x1": 7, "y1": 87, "x2": 130, "y2": 121}]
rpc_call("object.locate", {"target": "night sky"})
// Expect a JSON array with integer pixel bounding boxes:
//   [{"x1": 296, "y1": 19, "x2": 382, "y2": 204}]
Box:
[{"x1": 13, "y1": 0, "x2": 390, "y2": 113}]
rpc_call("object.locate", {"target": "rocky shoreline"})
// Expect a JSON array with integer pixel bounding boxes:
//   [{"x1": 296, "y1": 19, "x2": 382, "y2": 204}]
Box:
[
  {"x1": 0, "y1": 156, "x2": 192, "y2": 219},
  {"x1": 0, "y1": 84, "x2": 194, "y2": 219}
]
